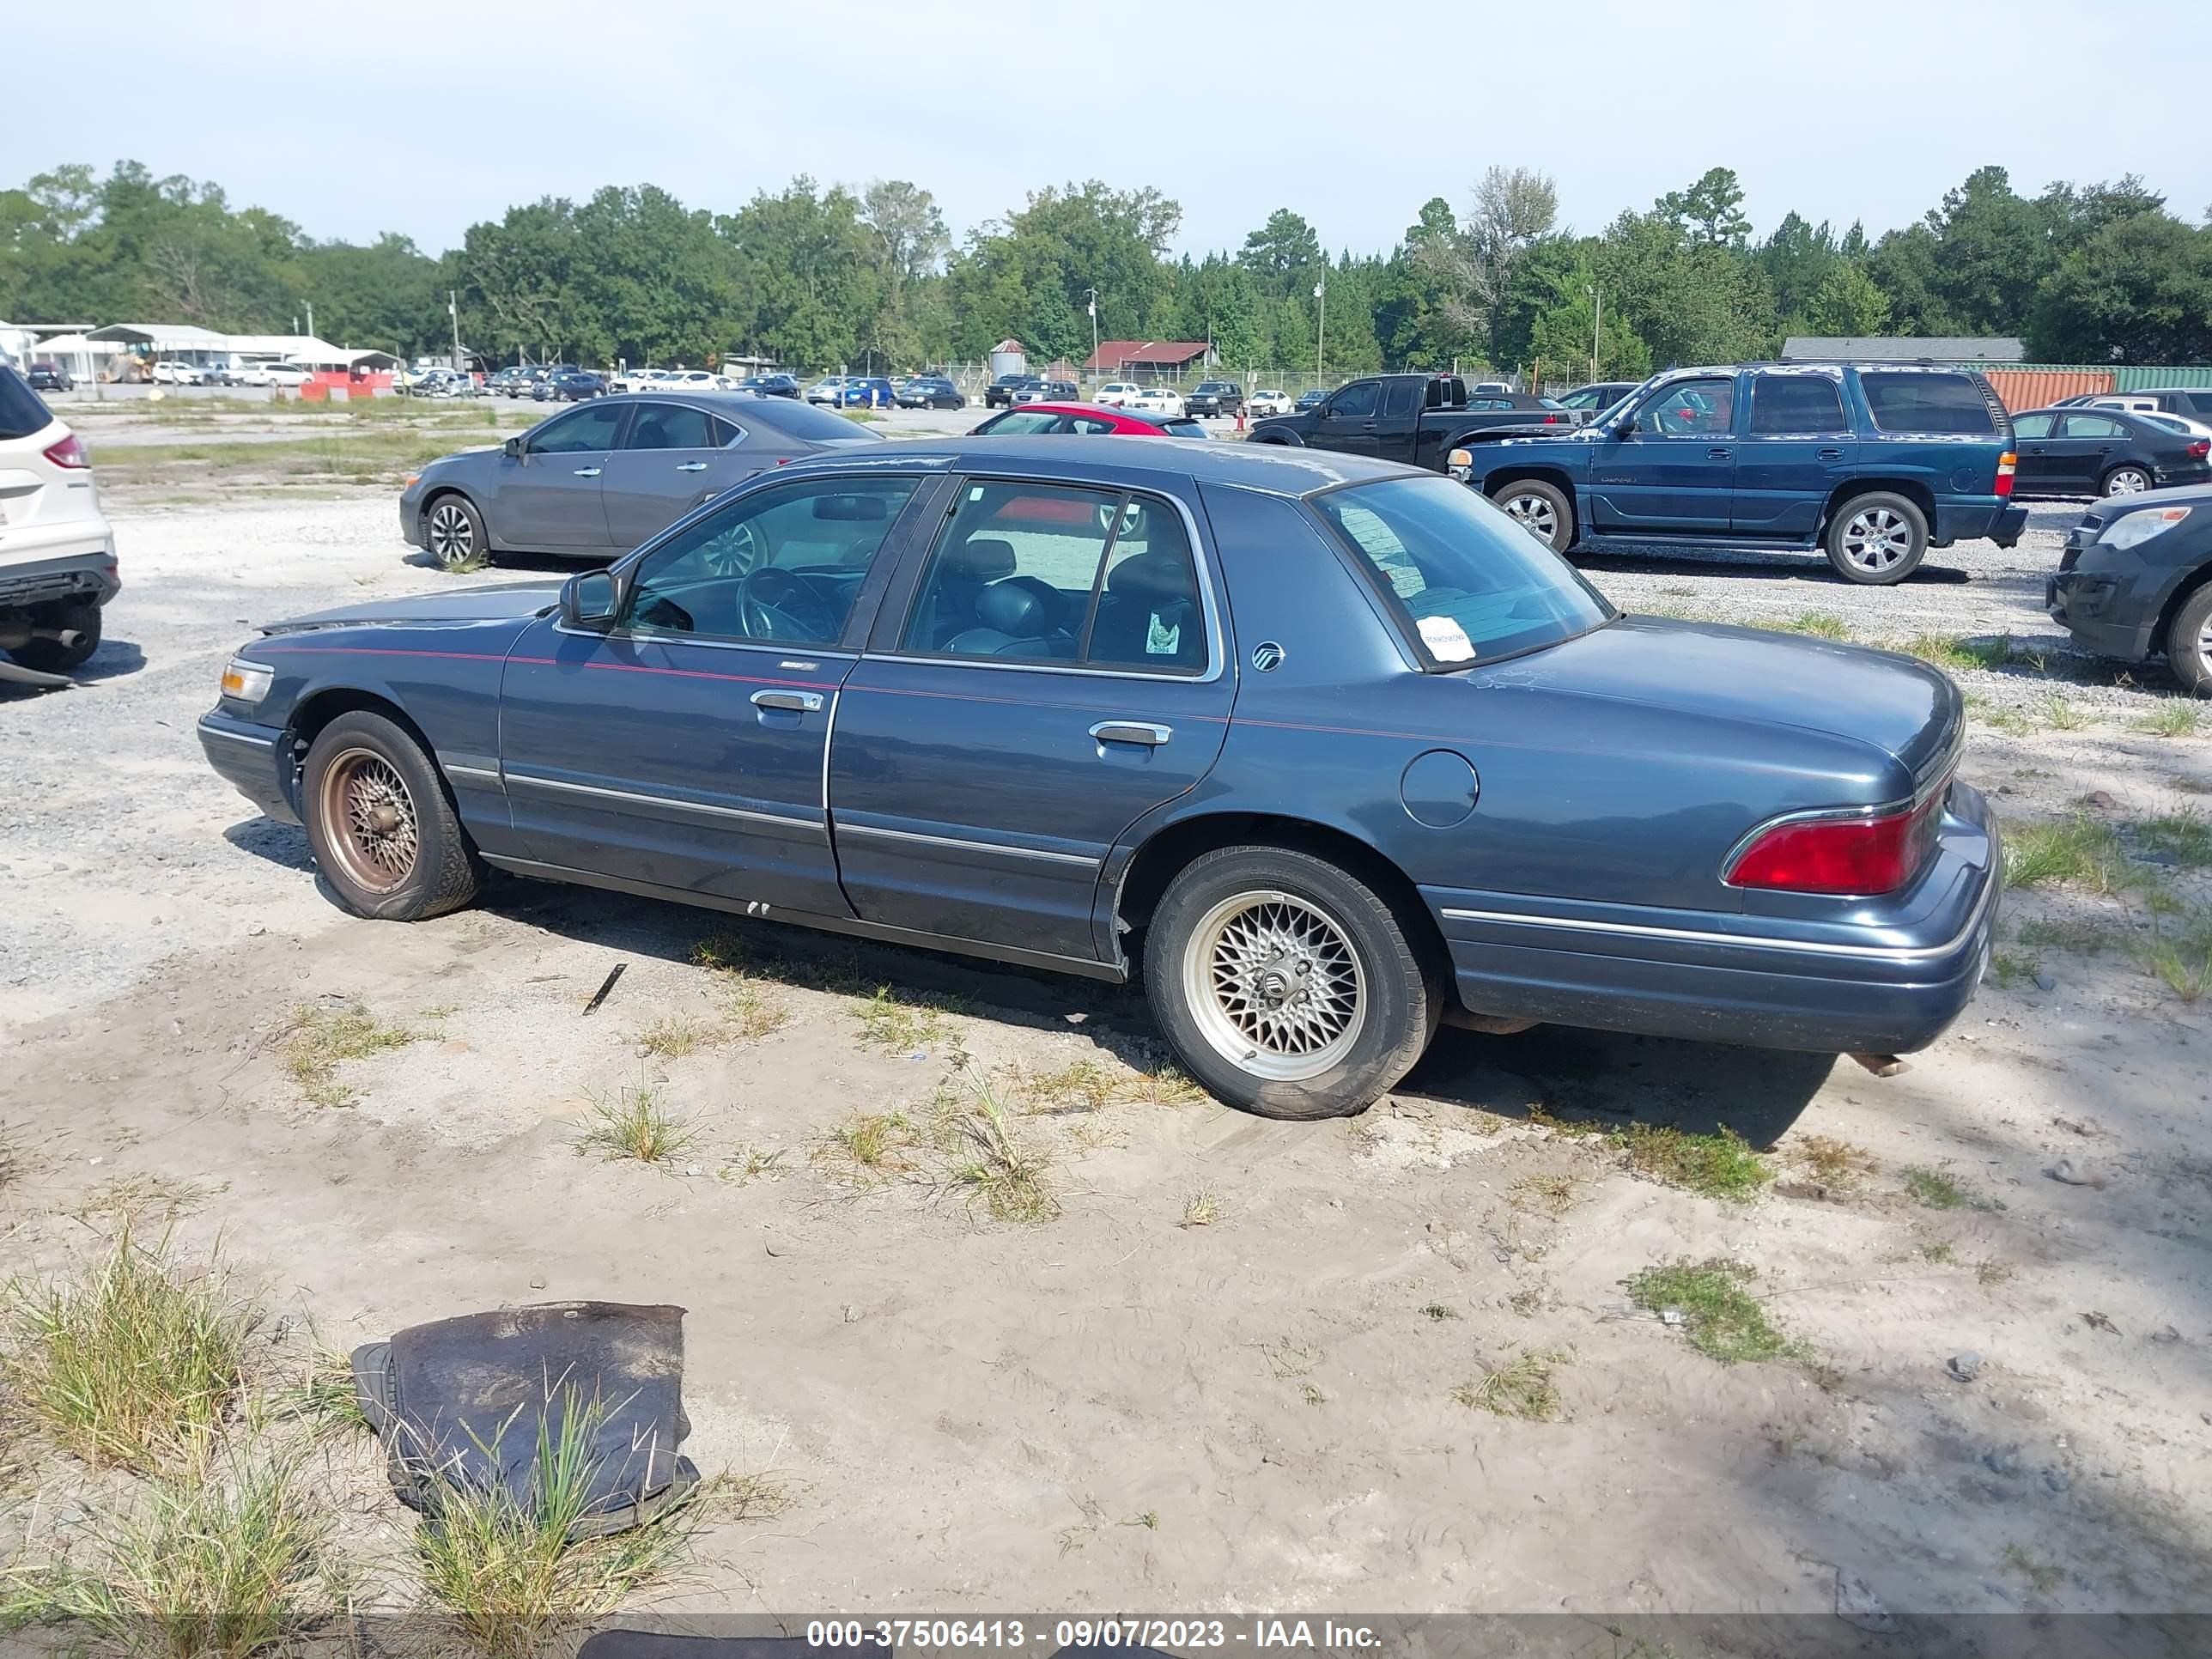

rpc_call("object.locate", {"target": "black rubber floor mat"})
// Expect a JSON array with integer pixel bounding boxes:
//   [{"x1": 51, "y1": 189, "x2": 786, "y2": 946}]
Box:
[{"x1": 350, "y1": 1300, "x2": 696, "y2": 1539}]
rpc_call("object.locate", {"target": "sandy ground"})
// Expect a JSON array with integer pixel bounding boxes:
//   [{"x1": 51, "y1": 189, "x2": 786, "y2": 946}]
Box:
[{"x1": 3, "y1": 482, "x2": 2210, "y2": 1632}]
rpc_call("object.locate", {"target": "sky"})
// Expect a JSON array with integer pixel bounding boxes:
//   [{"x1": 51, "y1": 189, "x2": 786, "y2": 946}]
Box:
[{"x1": 15, "y1": 1, "x2": 2211, "y2": 258}]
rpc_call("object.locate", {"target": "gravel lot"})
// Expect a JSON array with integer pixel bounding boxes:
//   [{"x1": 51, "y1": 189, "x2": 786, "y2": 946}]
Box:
[{"x1": 4, "y1": 459, "x2": 2211, "y2": 1624}]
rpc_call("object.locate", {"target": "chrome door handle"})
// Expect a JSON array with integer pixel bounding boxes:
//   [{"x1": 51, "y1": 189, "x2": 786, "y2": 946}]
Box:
[
  {"x1": 1706, "y1": 447, "x2": 1732, "y2": 459},
  {"x1": 1090, "y1": 720, "x2": 1171, "y2": 747},
  {"x1": 752, "y1": 689, "x2": 824, "y2": 713},
  {"x1": 675, "y1": 461, "x2": 708, "y2": 472},
  {"x1": 572, "y1": 466, "x2": 601, "y2": 477},
  {"x1": 1816, "y1": 447, "x2": 1844, "y2": 459}
]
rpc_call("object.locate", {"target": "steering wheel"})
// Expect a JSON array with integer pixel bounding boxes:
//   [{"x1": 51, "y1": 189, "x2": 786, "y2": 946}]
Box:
[
  {"x1": 737, "y1": 567, "x2": 837, "y2": 641},
  {"x1": 700, "y1": 520, "x2": 765, "y2": 578}
]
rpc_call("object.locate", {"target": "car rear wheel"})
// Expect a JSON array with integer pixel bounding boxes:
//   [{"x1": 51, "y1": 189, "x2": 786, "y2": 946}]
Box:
[
  {"x1": 425, "y1": 495, "x2": 489, "y2": 570},
  {"x1": 9, "y1": 600, "x2": 100, "y2": 673},
  {"x1": 1490, "y1": 478, "x2": 1573, "y2": 551},
  {"x1": 2166, "y1": 582, "x2": 2212, "y2": 695},
  {"x1": 1826, "y1": 491, "x2": 1927, "y2": 585},
  {"x1": 301, "y1": 711, "x2": 480, "y2": 921},
  {"x1": 1143, "y1": 845, "x2": 1436, "y2": 1119},
  {"x1": 2104, "y1": 465, "x2": 2154, "y2": 497}
]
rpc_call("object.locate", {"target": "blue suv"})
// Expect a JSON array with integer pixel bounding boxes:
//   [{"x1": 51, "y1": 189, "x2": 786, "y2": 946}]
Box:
[{"x1": 1457, "y1": 363, "x2": 2024, "y2": 585}]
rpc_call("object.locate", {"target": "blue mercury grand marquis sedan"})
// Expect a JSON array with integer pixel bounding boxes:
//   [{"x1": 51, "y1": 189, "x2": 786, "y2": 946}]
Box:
[{"x1": 199, "y1": 439, "x2": 2000, "y2": 1119}]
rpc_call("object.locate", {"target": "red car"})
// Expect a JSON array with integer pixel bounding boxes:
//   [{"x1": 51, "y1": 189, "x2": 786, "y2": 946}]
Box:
[{"x1": 968, "y1": 401, "x2": 1208, "y2": 440}]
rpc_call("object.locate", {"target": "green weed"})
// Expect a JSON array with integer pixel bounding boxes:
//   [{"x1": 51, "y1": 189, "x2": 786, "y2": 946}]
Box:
[{"x1": 1626, "y1": 1259, "x2": 1798, "y2": 1364}]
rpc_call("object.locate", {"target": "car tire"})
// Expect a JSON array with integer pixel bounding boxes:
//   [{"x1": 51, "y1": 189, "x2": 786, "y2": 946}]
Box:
[
  {"x1": 1826, "y1": 490, "x2": 1927, "y2": 585},
  {"x1": 423, "y1": 493, "x2": 489, "y2": 570},
  {"x1": 9, "y1": 599, "x2": 100, "y2": 673},
  {"x1": 1489, "y1": 478, "x2": 1574, "y2": 551},
  {"x1": 2165, "y1": 582, "x2": 2212, "y2": 695},
  {"x1": 301, "y1": 710, "x2": 480, "y2": 921},
  {"x1": 2103, "y1": 465, "x2": 2154, "y2": 497},
  {"x1": 1143, "y1": 844, "x2": 1437, "y2": 1120}
]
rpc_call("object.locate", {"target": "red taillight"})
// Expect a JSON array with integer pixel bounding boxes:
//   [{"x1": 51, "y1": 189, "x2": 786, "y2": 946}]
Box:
[
  {"x1": 1994, "y1": 450, "x2": 2015, "y2": 498},
  {"x1": 2191, "y1": 440, "x2": 2209, "y2": 460},
  {"x1": 1725, "y1": 787, "x2": 1946, "y2": 896},
  {"x1": 43, "y1": 433, "x2": 89, "y2": 469}
]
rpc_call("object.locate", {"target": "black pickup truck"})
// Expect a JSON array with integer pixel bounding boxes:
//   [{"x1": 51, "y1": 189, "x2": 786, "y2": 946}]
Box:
[{"x1": 1245, "y1": 374, "x2": 1570, "y2": 471}]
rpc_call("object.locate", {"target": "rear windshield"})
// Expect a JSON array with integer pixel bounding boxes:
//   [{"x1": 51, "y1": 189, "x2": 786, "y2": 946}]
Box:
[
  {"x1": 1860, "y1": 372, "x2": 1997, "y2": 434},
  {"x1": 742, "y1": 398, "x2": 888, "y2": 446},
  {"x1": 0, "y1": 367, "x2": 55, "y2": 441},
  {"x1": 1311, "y1": 476, "x2": 1613, "y2": 667},
  {"x1": 1160, "y1": 420, "x2": 1208, "y2": 439}
]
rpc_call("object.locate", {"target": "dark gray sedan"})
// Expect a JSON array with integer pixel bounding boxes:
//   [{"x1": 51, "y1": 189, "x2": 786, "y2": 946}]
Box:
[{"x1": 399, "y1": 392, "x2": 885, "y2": 568}]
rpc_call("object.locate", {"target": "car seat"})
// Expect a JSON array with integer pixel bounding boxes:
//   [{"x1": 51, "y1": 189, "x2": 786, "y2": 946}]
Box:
[
  {"x1": 918, "y1": 538, "x2": 1016, "y2": 649},
  {"x1": 1087, "y1": 550, "x2": 1203, "y2": 668},
  {"x1": 944, "y1": 578, "x2": 1076, "y2": 659}
]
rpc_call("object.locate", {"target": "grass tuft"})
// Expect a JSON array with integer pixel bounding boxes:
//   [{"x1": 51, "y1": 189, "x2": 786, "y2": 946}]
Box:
[
  {"x1": 851, "y1": 985, "x2": 957, "y2": 1053},
  {"x1": 1510, "y1": 1172, "x2": 1582, "y2": 1215},
  {"x1": 1775, "y1": 611, "x2": 1849, "y2": 640},
  {"x1": 1901, "y1": 1163, "x2": 2002, "y2": 1212},
  {"x1": 634, "y1": 1016, "x2": 712, "y2": 1060},
  {"x1": 1616, "y1": 1123, "x2": 1770, "y2": 1202},
  {"x1": 2135, "y1": 811, "x2": 2212, "y2": 867},
  {"x1": 1180, "y1": 1187, "x2": 1224, "y2": 1229},
  {"x1": 281, "y1": 1002, "x2": 421, "y2": 1106},
  {"x1": 3, "y1": 1223, "x2": 253, "y2": 1472},
  {"x1": 941, "y1": 1084, "x2": 1060, "y2": 1224},
  {"x1": 575, "y1": 1082, "x2": 695, "y2": 1166},
  {"x1": 1790, "y1": 1133, "x2": 1876, "y2": 1188},
  {"x1": 812, "y1": 1111, "x2": 916, "y2": 1185},
  {"x1": 2136, "y1": 702, "x2": 2203, "y2": 738},
  {"x1": 3, "y1": 1452, "x2": 341, "y2": 1656},
  {"x1": 1626, "y1": 1259, "x2": 1797, "y2": 1364},
  {"x1": 1897, "y1": 634, "x2": 2008, "y2": 673},
  {"x1": 407, "y1": 1387, "x2": 704, "y2": 1659},
  {"x1": 2014, "y1": 917, "x2": 2113, "y2": 954},
  {"x1": 2002, "y1": 818, "x2": 2128, "y2": 890},
  {"x1": 2138, "y1": 915, "x2": 2212, "y2": 1001},
  {"x1": 1451, "y1": 1347, "x2": 1571, "y2": 1419},
  {"x1": 285, "y1": 1344, "x2": 373, "y2": 1439}
]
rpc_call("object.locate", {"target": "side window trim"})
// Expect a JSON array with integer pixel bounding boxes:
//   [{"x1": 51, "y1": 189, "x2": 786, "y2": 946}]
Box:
[{"x1": 863, "y1": 475, "x2": 1226, "y2": 682}]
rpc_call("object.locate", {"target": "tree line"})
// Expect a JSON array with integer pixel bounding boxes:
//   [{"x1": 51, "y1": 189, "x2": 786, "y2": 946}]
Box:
[{"x1": 4, "y1": 159, "x2": 2209, "y2": 377}]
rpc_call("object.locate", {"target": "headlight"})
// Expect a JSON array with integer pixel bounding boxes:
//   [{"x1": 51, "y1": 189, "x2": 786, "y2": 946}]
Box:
[
  {"x1": 2100, "y1": 505, "x2": 2191, "y2": 550},
  {"x1": 220, "y1": 656, "x2": 274, "y2": 703}
]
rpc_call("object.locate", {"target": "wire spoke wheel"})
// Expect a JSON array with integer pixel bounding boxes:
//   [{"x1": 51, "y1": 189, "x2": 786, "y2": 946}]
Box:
[
  {"x1": 1841, "y1": 507, "x2": 1909, "y2": 573},
  {"x1": 319, "y1": 748, "x2": 420, "y2": 894},
  {"x1": 1182, "y1": 890, "x2": 1367, "y2": 1082},
  {"x1": 1501, "y1": 491, "x2": 1557, "y2": 543},
  {"x1": 428, "y1": 501, "x2": 477, "y2": 568}
]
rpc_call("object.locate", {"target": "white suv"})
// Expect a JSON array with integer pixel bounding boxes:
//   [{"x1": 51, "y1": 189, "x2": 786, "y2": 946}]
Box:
[
  {"x1": 1096, "y1": 382, "x2": 1141, "y2": 406},
  {"x1": 0, "y1": 368, "x2": 118, "y2": 680}
]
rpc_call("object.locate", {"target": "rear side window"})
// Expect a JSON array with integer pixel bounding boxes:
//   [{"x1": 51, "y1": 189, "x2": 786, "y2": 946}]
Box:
[
  {"x1": 900, "y1": 481, "x2": 1206, "y2": 674},
  {"x1": 2185, "y1": 392, "x2": 2212, "y2": 418},
  {"x1": 2061, "y1": 413, "x2": 2127, "y2": 439},
  {"x1": 1383, "y1": 380, "x2": 1420, "y2": 417},
  {"x1": 1748, "y1": 375, "x2": 1848, "y2": 434},
  {"x1": 623, "y1": 404, "x2": 716, "y2": 450},
  {"x1": 2010, "y1": 413, "x2": 2055, "y2": 440},
  {"x1": 0, "y1": 368, "x2": 52, "y2": 441},
  {"x1": 1859, "y1": 372, "x2": 1997, "y2": 434}
]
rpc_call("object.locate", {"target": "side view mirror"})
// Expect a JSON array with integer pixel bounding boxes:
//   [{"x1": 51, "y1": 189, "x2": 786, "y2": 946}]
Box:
[
  {"x1": 561, "y1": 569, "x2": 618, "y2": 633},
  {"x1": 1611, "y1": 416, "x2": 1638, "y2": 439},
  {"x1": 502, "y1": 436, "x2": 524, "y2": 460}
]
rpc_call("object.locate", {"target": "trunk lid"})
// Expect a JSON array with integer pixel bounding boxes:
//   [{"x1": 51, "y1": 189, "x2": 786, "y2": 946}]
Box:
[{"x1": 1492, "y1": 615, "x2": 1961, "y2": 790}]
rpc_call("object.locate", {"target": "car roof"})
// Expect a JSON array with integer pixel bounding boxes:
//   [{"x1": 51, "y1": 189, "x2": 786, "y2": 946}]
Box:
[{"x1": 779, "y1": 433, "x2": 1418, "y2": 495}]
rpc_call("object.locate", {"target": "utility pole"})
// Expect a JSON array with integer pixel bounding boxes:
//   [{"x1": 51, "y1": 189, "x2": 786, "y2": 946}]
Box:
[
  {"x1": 305, "y1": 300, "x2": 314, "y2": 341},
  {"x1": 448, "y1": 291, "x2": 463, "y2": 372},
  {"x1": 1588, "y1": 283, "x2": 1601, "y2": 384},
  {"x1": 1314, "y1": 279, "x2": 1325, "y2": 385},
  {"x1": 1085, "y1": 289, "x2": 1098, "y2": 384}
]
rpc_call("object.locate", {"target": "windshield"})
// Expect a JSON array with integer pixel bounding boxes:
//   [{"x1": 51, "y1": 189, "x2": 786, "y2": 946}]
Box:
[
  {"x1": 744, "y1": 399, "x2": 888, "y2": 446},
  {"x1": 1310, "y1": 476, "x2": 1613, "y2": 667}
]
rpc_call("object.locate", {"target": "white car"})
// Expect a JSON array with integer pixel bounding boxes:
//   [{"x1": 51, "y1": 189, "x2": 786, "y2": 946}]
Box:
[
  {"x1": 240, "y1": 362, "x2": 314, "y2": 389},
  {"x1": 1127, "y1": 386, "x2": 1185, "y2": 417},
  {"x1": 2140, "y1": 410, "x2": 2212, "y2": 442},
  {"x1": 806, "y1": 377, "x2": 848, "y2": 404},
  {"x1": 1247, "y1": 388, "x2": 1292, "y2": 417},
  {"x1": 1096, "y1": 382, "x2": 1141, "y2": 407},
  {"x1": 0, "y1": 374, "x2": 118, "y2": 680},
  {"x1": 150, "y1": 361, "x2": 197, "y2": 385}
]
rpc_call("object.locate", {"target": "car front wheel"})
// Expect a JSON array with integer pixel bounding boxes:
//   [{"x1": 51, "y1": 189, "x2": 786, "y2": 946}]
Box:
[
  {"x1": 301, "y1": 711, "x2": 481, "y2": 921},
  {"x1": 1490, "y1": 478, "x2": 1574, "y2": 551},
  {"x1": 1143, "y1": 845, "x2": 1436, "y2": 1119},
  {"x1": 2166, "y1": 582, "x2": 2212, "y2": 695}
]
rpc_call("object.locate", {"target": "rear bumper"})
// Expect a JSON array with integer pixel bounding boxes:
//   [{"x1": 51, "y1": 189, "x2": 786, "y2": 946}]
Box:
[
  {"x1": 1932, "y1": 500, "x2": 2027, "y2": 549},
  {"x1": 197, "y1": 710, "x2": 297, "y2": 823},
  {"x1": 0, "y1": 538, "x2": 121, "y2": 609},
  {"x1": 1426, "y1": 783, "x2": 2002, "y2": 1054}
]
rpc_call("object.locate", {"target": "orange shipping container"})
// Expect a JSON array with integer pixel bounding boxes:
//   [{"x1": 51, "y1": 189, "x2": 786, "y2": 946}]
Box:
[{"x1": 1981, "y1": 368, "x2": 2115, "y2": 413}]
